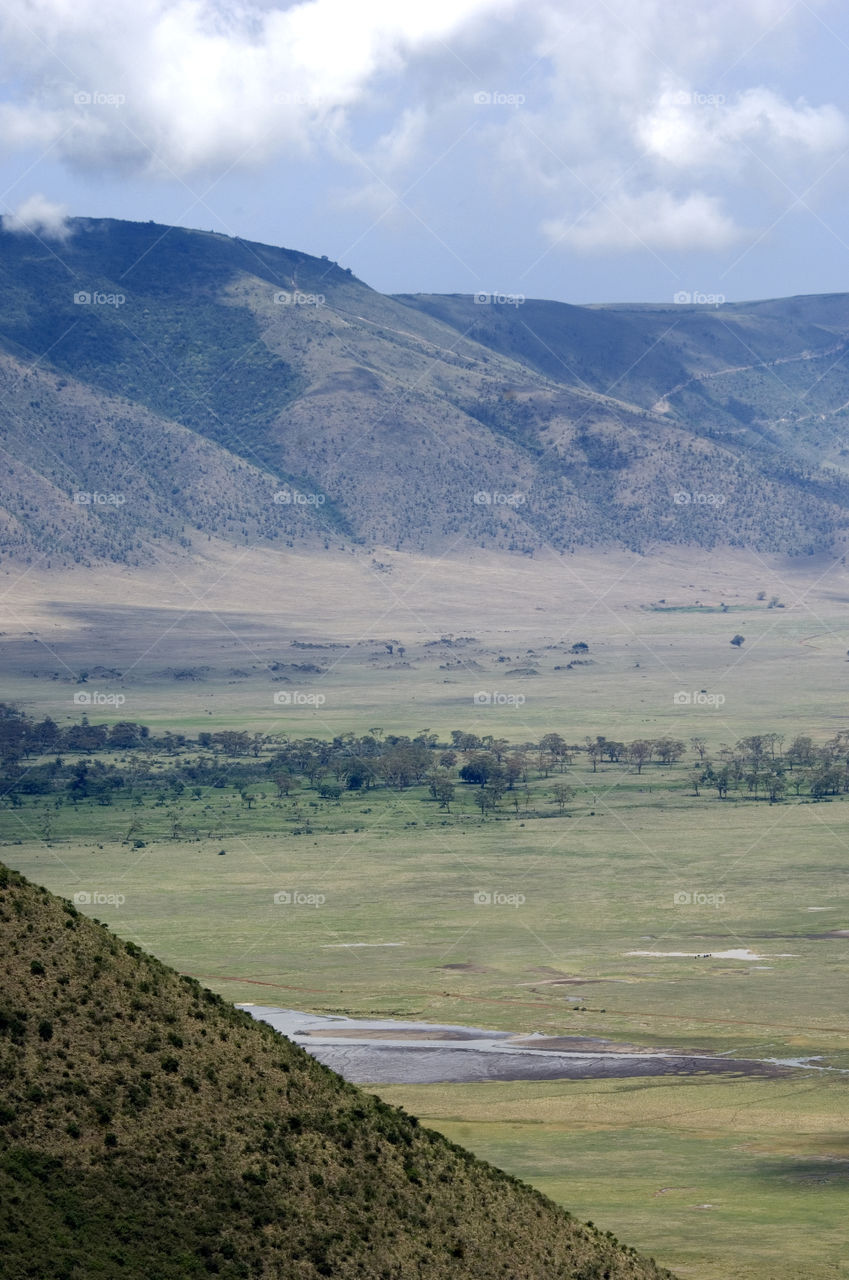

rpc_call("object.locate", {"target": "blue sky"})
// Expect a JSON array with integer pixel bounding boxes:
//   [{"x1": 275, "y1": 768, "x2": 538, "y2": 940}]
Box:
[{"x1": 2, "y1": 0, "x2": 849, "y2": 304}]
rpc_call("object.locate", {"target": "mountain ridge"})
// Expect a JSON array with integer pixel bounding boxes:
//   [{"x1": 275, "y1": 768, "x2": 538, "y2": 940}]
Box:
[{"x1": 2, "y1": 217, "x2": 849, "y2": 567}]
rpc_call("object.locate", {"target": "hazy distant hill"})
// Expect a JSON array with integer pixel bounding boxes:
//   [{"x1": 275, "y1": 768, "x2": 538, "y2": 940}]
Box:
[
  {"x1": 0, "y1": 862, "x2": 676, "y2": 1279},
  {"x1": 2, "y1": 217, "x2": 849, "y2": 566}
]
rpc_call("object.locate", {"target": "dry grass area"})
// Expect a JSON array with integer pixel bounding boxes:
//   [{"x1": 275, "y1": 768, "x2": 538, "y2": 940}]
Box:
[{"x1": 3, "y1": 542, "x2": 849, "y2": 739}]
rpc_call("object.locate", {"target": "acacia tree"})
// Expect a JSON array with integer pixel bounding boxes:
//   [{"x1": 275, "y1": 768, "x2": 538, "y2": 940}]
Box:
[
  {"x1": 787, "y1": 735, "x2": 814, "y2": 769},
  {"x1": 765, "y1": 770, "x2": 787, "y2": 804},
  {"x1": 628, "y1": 740, "x2": 653, "y2": 773},
  {"x1": 745, "y1": 768, "x2": 763, "y2": 797},
  {"x1": 473, "y1": 787, "x2": 499, "y2": 820},
  {"x1": 504, "y1": 754, "x2": 526, "y2": 788},
  {"x1": 458, "y1": 753, "x2": 500, "y2": 786},
  {"x1": 584, "y1": 737, "x2": 602, "y2": 772},
  {"x1": 654, "y1": 737, "x2": 686, "y2": 766},
  {"x1": 433, "y1": 778, "x2": 455, "y2": 811},
  {"x1": 710, "y1": 765, "x2": 730, "y2": 799},
  {"x1": 552, "y1": 782, "x2": 574, "y2": 814},
  {"x1": 539, "y1": 733, "x2": 569, "y2": 771}
]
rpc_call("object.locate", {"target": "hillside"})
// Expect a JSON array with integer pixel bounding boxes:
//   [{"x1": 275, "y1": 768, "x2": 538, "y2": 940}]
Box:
[
  {"x1": 2, "y1": 217, "x2": 849, "y2": 564},
  {"x1": 0, "y1": 861, "x2": 676, "y2": 1279}
]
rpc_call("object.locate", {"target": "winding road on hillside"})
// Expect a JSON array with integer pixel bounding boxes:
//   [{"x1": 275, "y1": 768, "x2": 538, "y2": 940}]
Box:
[{"x1": 652, "y1": 337, "x2": 849, "y2": 413}]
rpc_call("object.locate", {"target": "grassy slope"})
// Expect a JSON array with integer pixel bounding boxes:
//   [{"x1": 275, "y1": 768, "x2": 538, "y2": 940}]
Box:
[
  {"x1": 0, "y1": 351, "x2": 331, "y2": 566},
  {"x1": 0, "y1": 862, "x2": 676, "y2": 1280}
]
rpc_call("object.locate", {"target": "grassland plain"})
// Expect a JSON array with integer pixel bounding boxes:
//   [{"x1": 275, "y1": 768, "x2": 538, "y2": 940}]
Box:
[
  {"x1": 3, "y1": 742, "x2": 848, "y2": 1280},
  {"x1": 5, "y1": 774, "x2": 848, "y2": 1050},
  {"x1": 3, "y1": 546, "x2": 849, "y2": 1277}
]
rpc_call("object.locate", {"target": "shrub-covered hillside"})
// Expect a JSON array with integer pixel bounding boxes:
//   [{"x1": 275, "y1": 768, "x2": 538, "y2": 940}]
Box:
[{"x1": 0, "y1": 862, "x2": 676, "y2": 1279}]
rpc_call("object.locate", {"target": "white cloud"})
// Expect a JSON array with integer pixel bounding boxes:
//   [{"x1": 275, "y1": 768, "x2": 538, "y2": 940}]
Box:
[
  {"x1": 0, "y1": 0, "x2": 845, "y2": 262},
  {"x1": 496, "y1": 0, "x2": 847, "y2": 254},
  {"x1": 638, "y1": 87, "x2": 849, "y2": 171},
  {"x1": 1, "y1": 193, "x2": 71, "y2": 240},
  {"x1": 0, "y1": 0, "x2": 518, "y2": 174},
  {"x1": 544, "y1": 190, "x2": 741, "y2": 253}
]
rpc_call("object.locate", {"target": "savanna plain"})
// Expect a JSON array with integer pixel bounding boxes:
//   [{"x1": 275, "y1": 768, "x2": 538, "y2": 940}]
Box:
[{"x1": 2, "y1": 545, "x2": 848, "y2": 1279}]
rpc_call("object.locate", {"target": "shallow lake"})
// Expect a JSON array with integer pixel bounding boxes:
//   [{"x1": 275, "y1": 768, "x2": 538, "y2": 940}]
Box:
[{"x1": 239, "y1": 1006, "x2": 793, "y2": 1084}]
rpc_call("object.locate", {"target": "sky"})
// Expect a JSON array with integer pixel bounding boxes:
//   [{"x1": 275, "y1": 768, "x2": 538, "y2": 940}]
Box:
[{"x1": 2, "y1": 0, "x2": 849, "y2": 304}]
